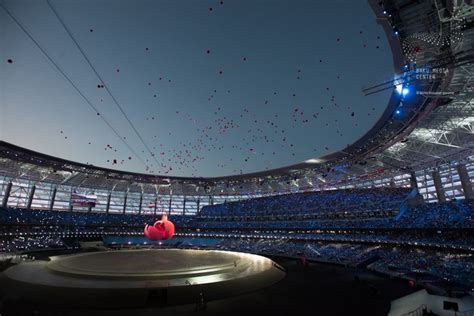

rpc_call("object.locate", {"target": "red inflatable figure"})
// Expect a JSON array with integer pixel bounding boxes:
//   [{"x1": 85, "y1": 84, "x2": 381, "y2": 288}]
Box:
[{"x1": 144, "y1": 214, "x2": 175, "y2": 241}]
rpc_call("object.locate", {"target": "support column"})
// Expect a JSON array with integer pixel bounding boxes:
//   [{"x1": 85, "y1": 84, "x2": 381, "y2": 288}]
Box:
[
  {"x1": 168, "y1": 196, "x2": 172, "y2": 215},
  {"x1": 182, "y1": 197, "x2": 186, "y2": 216},
  {"x1": 69, "y1": 188, "x2": 73, "y2": 211},
  {"x1": 408, "y1": 171, "x2": 425, "y2": 205},
  {"x1": 106, "y1": 193, "x2": 111, "y2": 214},
  {"x1": 123, "y1": 192, "x2": 128, "y2": 214},
  {"x1": 2, "y1": 182, "x2": 12, "y2": 208},
  {"x1": 409, "y1": 171, "x2": 418, "y2": 192},
  {"x1": 138, "y1": 193, "x2": 143, "y2": 215},
  {"x1": 27, "y1": 185, "x2": 36, "y2": 209},
  {"x1": 432, "y1": 169, "x2": 446, "y2": 203},
  {"x1": 153, "y1": 196, "x2": 158, "y2": 215},
  {"x1": 197, "y1": 198, "x2": 201, "y2": 214},
  {"x1": 457, "y1": 164, "x2": 473, "y2": 200},
  {"x1": 49, "y1": 187, "x2": 57, "y2": 211}
]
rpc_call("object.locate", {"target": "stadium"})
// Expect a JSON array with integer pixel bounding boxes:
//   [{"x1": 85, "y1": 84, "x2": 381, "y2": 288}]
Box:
[{"x1": 0, "y1": 0, "x2": 473, "y2": 315}]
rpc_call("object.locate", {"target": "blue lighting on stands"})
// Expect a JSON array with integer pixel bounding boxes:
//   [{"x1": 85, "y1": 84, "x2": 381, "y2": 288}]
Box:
[{"x1": 395, "y1": 85, "x2": 411, "y2": 97}]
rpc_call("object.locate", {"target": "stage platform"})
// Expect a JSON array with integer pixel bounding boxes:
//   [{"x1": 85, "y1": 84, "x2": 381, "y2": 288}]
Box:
[{"x1": 0, "y1": 249, "x2": 285, "y2": 307}]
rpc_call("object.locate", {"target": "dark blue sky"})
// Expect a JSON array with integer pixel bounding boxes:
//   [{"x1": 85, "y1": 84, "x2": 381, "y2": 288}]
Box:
[{"x1": 0, "y1": 0, "x2": 393, "y2": 177}]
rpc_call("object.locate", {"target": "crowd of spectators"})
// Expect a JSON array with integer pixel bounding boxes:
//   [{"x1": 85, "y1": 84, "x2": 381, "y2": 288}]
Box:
[
  {"x1": 0, "y1": 197, "x2": 472, "y2": 254},
  {"x1": 150, "y1": 237, "x2": 474, "y2": 292},
  {"x1": 1, "y1": 190, "x2": 473, "y2": 292},
  {"x1": 198, "y1": 209, "x2": 397, "y2": 222},
  {"x1": 393, "y1": 199, "x2": 473, "y2": 229},
  {"x1": 1, "y1": 199, "x2": 472, "y2": 232},
  {"x1": 367, "y1": 249, "x2": 474, "y2": 292},
  {"x1": 212, "y1": 239, "x2": 473, "y2": 292},
  {"x1": 2, "y1": 233, "x2": 470, "y2": 293},
  {"x1": 200, "y1": 187, "x2": 411, "y2": 217},
  {"x1": 0, "y1": 235, "x2": 66, "y2": 253},
  {"x1": 0, "y1": 207, "x2": 194, "y2": 228},
  {"x1": 187, "y1": 231, "x2": 473, "y2": 249},
  {"x1": 196, "y1": 200, "x2": 474, "y2": 230}
]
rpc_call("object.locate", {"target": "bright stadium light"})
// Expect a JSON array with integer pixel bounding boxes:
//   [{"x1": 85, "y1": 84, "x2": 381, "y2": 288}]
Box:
[
  {"x1": 305, "y1": 158, "x2": 325, "y2": 164},
  {"x1": 395, "y1": 84, "x2": 403, "y2": 94},
  {"x1": 395, "y1": 84, "x2": 410, "y2": 97}
]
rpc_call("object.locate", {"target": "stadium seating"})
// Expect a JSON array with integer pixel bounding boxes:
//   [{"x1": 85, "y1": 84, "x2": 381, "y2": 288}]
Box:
[
  {"x1": 1, "y1": 195, "x2": 473, "y2": 293},
  {"x1": 199, "y1": 187, "x2": 412, "y2": 217}
]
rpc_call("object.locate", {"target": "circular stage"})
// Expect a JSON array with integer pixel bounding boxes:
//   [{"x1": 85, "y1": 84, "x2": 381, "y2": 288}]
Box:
[
  {"x1": 0, "y1": 249, "x2": 285, "y2": 307},
  {"x1": 47, "y1": 249, "x2": 243, "y2": 278}
]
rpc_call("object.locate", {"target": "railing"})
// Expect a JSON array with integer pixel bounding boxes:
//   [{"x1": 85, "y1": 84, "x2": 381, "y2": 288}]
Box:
[
  {"x1": 402, "y1": 304, "x2": 427, "y2": 316},
  {"x1": 402, "y1": 306, "x2": 474, "y2": 316},
  {"x1": 457, "y1": 308, "x2": 474, "y2": 316}
]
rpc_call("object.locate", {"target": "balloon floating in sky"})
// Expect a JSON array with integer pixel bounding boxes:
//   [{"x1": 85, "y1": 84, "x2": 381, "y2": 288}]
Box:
[
  {"x1": 144, "y1": 214, "x2": 175, "y2": 240},
  {"x1": 42, "y1": 5, "x2": 389, "y2": 177}
]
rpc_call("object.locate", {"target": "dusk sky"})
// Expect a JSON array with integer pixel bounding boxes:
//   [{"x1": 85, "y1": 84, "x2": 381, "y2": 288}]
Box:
[{"x1": 0, "y1": 0, "x2": 394, "y2": 177}]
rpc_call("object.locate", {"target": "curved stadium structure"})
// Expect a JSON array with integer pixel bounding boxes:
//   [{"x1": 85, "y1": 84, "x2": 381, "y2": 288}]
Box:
[{"x1": 0, "y1": 0, "x2": 474, "y2": 315}]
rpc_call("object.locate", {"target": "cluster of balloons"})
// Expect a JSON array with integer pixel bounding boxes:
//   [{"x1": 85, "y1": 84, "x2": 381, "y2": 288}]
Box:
[
  {"x1": 2, "y1": 1, "x2": 389, "y2": 178},
  {"x1": 143, "y1": 214, "x2": 175, "y2": 240}
]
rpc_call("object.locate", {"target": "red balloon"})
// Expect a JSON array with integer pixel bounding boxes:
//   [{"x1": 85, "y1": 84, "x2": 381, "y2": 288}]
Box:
[
  {"x1": 144, "y1": 214, "x2": 175, "y2": 240},
  {"x1": 144, "y1": 223, "x2": 165, "y2": 240}
]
